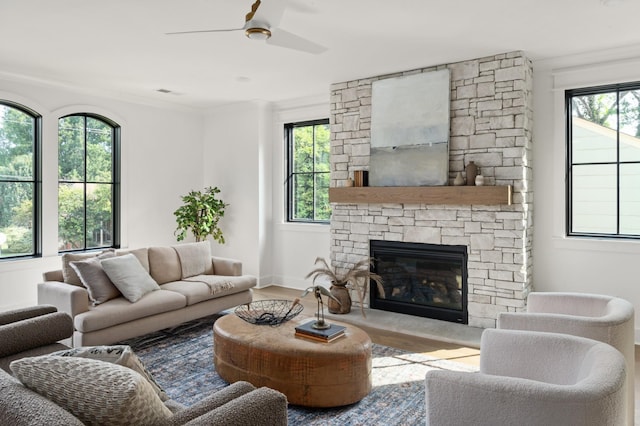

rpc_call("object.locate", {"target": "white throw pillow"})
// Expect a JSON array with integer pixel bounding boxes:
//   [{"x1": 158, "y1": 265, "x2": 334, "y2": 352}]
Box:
[
  {"x1": 49, "y1": 345, "x2": 168, "y2": 401},
  {"x1": 101, "y1": 254, "x2": 160, "y2": 303},
  {"x1": 70, "y1": 252, "x2": 120, "y2": 305},
  {"x1": 10, "y1": 356, "x2": 172, "y2": 426}
]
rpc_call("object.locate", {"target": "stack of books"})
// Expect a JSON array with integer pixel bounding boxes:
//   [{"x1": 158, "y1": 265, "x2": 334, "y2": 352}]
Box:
[{"x1": 294, "y1": 320, "x2": 346, "y2": 343}]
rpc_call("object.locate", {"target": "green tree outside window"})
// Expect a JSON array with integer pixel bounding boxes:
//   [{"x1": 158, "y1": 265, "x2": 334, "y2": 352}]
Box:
[
  {"x1": 0, "y1": 102, "x2": 39, "y2": 258},
  {"x1": 286, "y1": 119, "x2": 331, "y2": 223},
  {"x1": 58, "y1": 114, "x2": 119, "y2": 251}
]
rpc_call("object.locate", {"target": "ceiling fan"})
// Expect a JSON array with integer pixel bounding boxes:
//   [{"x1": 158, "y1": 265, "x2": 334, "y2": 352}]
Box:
[{"x1": 166, "y1": 0, "x2": 326, "y2": 54}]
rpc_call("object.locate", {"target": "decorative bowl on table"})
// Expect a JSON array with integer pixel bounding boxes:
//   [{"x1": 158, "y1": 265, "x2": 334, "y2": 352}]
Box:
[{"x1": 235, "y1": 299, "x2": 303, "y2": 326}]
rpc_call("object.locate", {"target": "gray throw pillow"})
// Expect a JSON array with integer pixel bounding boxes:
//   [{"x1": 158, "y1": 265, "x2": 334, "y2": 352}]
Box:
[
  {"x1": 101, "y1": 254, "x2": 160, "y2": 303},
  {"x1": 61, "y1": 249, "x2": 115, "y2": 286},
  {"x1": 70, "y1": 252, "x2": 120, "y2": 305},
  {"x1": 10, "y1": 356, "x2": 172, "y2": 426}
]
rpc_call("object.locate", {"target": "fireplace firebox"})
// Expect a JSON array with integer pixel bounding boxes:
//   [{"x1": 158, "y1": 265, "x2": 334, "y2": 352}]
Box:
[{"x1": 369, "y1": 240, "x2": 468, "y2": 324}]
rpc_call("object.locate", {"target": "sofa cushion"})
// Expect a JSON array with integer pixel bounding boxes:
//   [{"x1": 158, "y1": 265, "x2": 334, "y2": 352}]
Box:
[
  {"x1": 173, "y1": 241, "x2": 214, "y2": 278},
  {"x1": 161, "y1": 275, "x2": 257, "y2": 305},
  {"x1": 70, "y1": 253, "x2": 120, "y2": 305},
  {"x1": 148, "y1": 246, "x2": 182, "y2": 284},
  {"x1": 73, "y1": 289, "x2": 186, "y2": 333},
  {"x1": 0, "y1": 367, "x2": 84, "y2": 426},
  {"x1": 49, "y1": 345, "x2": 168, "y2": 401},
  {"x1": 10, "y1": 356, "x2": 172, "y2": 426},
  {"x1": 101, "y1": 254, "x2": 160, "y2": 303},
  {"x1": 116, "y1": 247, "x2": 150, "y2": 272},
  {"x1": 61, "y1": 250, "x2": 114, "y2": 286}
]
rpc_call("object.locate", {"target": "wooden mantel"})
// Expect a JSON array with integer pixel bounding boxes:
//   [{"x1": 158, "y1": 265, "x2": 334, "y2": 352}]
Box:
[{"x1": 328, "y1": 185, "x2": 512, "y2": 205}]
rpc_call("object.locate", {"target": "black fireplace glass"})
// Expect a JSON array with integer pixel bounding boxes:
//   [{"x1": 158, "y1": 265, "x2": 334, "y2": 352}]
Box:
[{"x1": 370, "y1": 240, "x2": 468, "y2": 324}]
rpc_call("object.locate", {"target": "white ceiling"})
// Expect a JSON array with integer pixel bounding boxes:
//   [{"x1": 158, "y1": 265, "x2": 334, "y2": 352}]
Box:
[{"x1": 2, "y1": 0, "x2": 640, "y2": 109}]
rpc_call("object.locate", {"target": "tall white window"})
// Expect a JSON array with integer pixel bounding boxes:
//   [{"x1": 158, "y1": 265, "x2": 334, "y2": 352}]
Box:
[
  {"x1": 567, "y1": 82, "x2": 640, "y2": 238},
  {"x1": 285, "y1": 119, "x2": 331, "y2": 223},
  {"x1": 58, "y1": 114, "x2": 120, "y2": 251},
  {"x1": 0, "y1": 101, "x2": 41, "y2": 258}
]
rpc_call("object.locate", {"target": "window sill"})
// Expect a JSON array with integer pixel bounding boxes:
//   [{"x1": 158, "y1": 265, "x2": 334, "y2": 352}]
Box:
[
  {"x1": 552, "y1": 235, "x2": 640, "y2": 254},
  {"x1": 277, "y1": 222, "x2": 330, "y2": 233}
]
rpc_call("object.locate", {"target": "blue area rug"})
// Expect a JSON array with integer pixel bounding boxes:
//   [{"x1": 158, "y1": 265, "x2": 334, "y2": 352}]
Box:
[{"x1": 120, "y1": 314, "x2": 477, "y2": 426}]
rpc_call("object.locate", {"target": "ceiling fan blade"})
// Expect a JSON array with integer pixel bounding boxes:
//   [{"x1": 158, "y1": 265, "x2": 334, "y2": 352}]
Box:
[
  {"x1": 166, "y1": 27, "x2": 244, "y2": 36},
  {"x1": 267, "y1": 28, "x2": 326, "y2": 54},
  {"x1": 250, "y1": 0, "x2": 287, "y2": 27}
]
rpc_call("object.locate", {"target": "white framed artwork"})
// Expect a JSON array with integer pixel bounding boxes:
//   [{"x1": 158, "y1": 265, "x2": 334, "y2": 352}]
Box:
[{"x1": 370, "y1": 69, "x2": 450, "y2": 186}]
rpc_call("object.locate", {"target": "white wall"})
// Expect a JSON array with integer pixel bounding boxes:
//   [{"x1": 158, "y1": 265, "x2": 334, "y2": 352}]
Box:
[
  {"x1": 0, "y1": 76, "x2": 204, "y2": 310},
  {"x1": 532, "y1": 45, "x2": 640, "y2": 337},
  {"x1": 202, "y1": 97, "x2": 331, "y2": 289},
  {"x1": 202, "y1": 102, "x2": 264, "y2": 281},
  {"x1": 269, "y1": 96, "x2": 331, "y2": 290}
]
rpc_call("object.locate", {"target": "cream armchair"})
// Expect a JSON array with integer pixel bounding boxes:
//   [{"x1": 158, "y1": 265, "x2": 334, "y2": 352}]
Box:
[
  {"x1": 498, "y1": 292, "x2": 635, "y2": 425},
  {"x1": 425, "y1": 329, "x2": 626, "y2": 426}
]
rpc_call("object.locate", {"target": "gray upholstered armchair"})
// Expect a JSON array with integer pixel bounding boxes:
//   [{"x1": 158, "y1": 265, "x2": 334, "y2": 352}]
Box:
[
  {"x1": 0, "y1": 306, "x2": 288, "y2": 425},
  {"x1": 0, "y1": 304, "x2": 73, "y2": 372}
]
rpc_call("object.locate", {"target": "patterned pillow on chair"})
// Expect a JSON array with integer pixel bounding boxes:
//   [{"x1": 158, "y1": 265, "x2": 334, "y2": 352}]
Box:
[
  {"x1": 50, "y1": 345, "x2": 168, "y2": 401},
  {"x1": 10, "y1": 356, "x2": 172, "y2": 426}
]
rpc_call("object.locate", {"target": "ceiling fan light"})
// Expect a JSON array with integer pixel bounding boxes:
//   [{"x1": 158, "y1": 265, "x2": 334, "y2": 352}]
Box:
[{"x1": 245, "y1": 27, "x2": 271, "y2": 40}]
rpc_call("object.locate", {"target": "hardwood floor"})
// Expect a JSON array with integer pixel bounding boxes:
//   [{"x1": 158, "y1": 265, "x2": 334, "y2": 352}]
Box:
[{"x1": 252, "y1": 285, "x2": 480, "y2": 367}]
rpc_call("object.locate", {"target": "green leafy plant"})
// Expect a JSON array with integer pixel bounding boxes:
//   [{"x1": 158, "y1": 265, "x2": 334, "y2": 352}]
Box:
[{"x1": 174, "y1": 186, "x2": 228, "y2": 243}]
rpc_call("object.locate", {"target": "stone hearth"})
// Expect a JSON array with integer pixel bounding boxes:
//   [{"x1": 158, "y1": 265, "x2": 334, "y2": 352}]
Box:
[{"x1": 328, "y1": 51, "x2": 533, "y2": 328}]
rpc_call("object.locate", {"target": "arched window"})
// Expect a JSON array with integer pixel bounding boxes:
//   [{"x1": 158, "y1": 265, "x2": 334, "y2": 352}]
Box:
[
  {"x1": 0, "y1": 101, "x2": 41, "y2": 259},
  {"x1": 58, "y1": 114, "x2": 120, "y2": 251}
]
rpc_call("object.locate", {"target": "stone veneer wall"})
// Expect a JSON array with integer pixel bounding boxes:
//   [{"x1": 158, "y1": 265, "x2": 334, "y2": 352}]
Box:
[{"x1": 329, "y1": 51, "x2": 533, "y2": 328}]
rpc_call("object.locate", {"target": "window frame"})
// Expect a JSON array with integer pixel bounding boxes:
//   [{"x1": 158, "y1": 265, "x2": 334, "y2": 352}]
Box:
[
  {"x1": 0, "y1": 100, "x2": 42, "y2": 260},
  {"x1": 285, "y1": 118, "x2": 331, "y2": 224},
  {"x1": 566, "y1": 81, "x2": 640, "y2": 240},
  {"x1": 58, "y1": 113, "x2": 120, "y2": 253}
]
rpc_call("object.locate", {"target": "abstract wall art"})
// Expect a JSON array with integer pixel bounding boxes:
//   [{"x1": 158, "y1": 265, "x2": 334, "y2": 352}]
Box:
[{"x1": 370, "y1": 69, "x2": 450, "y2": 186}]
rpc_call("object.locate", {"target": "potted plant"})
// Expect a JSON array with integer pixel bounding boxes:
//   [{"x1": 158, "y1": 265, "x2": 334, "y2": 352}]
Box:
[
  {"x1": 174, "y1": 186, "x2": 228, "y2": 243},
  {"x1": 305, "y1": 257, "x2": 384, "y2": 317}
]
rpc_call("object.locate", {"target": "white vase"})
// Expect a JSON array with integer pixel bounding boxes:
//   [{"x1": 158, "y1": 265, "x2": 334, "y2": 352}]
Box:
[
  {"x1": 453, "y1": 172, "x2": 464, "y2": 186},
  {"x1": 475, "y1": 175, "x2": 485, "y2": 186}
]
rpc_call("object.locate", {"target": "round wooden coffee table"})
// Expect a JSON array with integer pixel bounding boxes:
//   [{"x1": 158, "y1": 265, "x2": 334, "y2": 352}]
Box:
[{"x1": 213, "y1": 313, "x2": 372, "y2": 407}]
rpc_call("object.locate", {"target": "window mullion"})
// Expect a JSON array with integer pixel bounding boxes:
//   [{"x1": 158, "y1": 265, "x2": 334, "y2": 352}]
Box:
[
  {"x1": 312, "y1": 124, "x2": 317, "y2": 221},
  {"x1": 616, "y1": 90, "x2": 621, "y2": 236},
  {"x1": 83, "y1": 115, "x2": 88, "y2": 250}
]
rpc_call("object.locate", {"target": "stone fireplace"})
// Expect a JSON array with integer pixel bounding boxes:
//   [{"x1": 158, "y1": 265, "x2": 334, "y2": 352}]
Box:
[{"x1": 328, "y1": 51, "x2": 533, "y2": 328}]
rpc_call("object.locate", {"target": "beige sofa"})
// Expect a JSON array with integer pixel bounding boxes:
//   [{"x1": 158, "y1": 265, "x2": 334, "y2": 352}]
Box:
[{"x1": 38, "y1": 242, "x2": 256, "y2": 347}]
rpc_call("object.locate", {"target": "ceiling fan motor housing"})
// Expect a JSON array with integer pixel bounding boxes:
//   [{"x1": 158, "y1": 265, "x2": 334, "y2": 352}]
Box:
[{"x1": 245, "y1": 25, "x2": 271, "y2": 40}]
